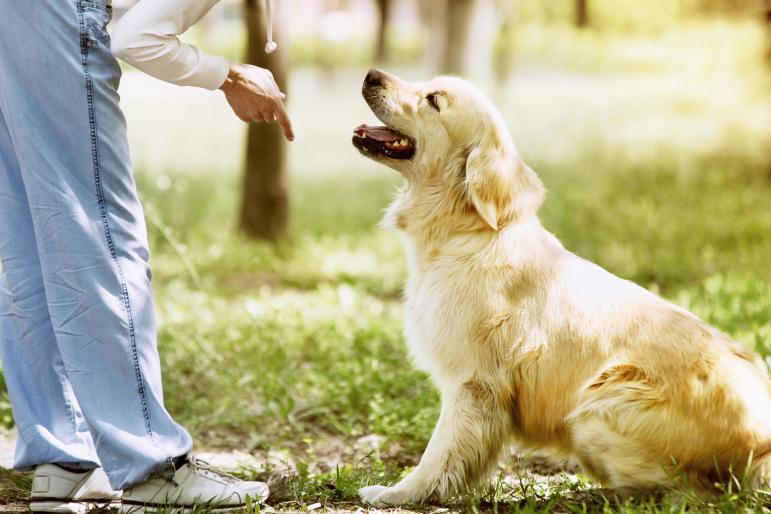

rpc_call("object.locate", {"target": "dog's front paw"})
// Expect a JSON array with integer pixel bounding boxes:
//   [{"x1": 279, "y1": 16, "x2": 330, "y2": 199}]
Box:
[{"x1": 359, "y1": 485, "x2": 409, "y2": 507}]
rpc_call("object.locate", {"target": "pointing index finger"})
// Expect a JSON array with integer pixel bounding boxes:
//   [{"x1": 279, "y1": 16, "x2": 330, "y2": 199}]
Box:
[{"x1": 272, "y1": 99, "x2": 295, "y2": 141}]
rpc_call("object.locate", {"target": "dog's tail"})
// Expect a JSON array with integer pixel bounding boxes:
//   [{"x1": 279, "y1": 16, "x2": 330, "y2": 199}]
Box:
[{"x1": 750, "y1": 450, "x2": 771, "y2": 490}]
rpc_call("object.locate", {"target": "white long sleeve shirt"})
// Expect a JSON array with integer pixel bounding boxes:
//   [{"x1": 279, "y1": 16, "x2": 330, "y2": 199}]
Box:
[{"x1": 111, "y1": 0, "x2": 229, "y2": 91}]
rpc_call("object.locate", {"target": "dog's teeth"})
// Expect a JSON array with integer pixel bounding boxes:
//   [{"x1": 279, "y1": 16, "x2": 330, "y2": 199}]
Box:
[
  {"x1": 401, "y1": 139, "x2": 408, "y2": 146},
  {"x1": 362, "y1": 133, "x2": 367, "y2": 139}
]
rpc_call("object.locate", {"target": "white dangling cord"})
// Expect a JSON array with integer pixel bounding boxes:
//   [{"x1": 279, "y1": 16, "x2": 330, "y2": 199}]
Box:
[{"x1": 265, "y1": 0, "x2": 277, "y2": 53}]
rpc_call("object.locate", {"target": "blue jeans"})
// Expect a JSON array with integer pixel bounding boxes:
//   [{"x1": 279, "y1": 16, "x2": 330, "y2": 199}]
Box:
[{"x1": 0, "y1": 0, "x2": 192, "y2": 490}]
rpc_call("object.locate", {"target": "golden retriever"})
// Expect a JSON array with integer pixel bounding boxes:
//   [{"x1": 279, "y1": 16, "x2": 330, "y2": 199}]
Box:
[{"x1": 351, "y1": 69, "x2": 771, "y2": 506}]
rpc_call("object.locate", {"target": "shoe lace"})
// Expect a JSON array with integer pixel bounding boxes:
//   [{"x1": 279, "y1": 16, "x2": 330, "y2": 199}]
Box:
[{"x1": 187, "y1": 455, "x2": 240, "y2": 483}]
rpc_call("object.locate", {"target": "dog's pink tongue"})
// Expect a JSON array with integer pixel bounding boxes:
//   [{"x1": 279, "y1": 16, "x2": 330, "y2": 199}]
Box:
[{"x1": 354, "y1": 124, "x2": 406, "y2": 142}]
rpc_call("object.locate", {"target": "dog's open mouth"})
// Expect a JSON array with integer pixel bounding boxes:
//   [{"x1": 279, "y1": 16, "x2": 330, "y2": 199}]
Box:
[{"x1": 352, "y1": 124, "x2": 415, "y2": 160}]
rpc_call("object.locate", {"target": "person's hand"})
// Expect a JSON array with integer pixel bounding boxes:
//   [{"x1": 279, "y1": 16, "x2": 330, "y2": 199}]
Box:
[{"x1": 219, "y1": 61, "x2": 295, "y2": 141}]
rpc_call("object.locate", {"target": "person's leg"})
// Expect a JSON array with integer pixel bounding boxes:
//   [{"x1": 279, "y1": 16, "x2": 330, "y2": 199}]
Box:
[
  {"x1": 0, "y1": 102, "x2": 100, "y2": 473},
  {"x1": 0, "y1": 0, "x2": 192, "y2": 490}
]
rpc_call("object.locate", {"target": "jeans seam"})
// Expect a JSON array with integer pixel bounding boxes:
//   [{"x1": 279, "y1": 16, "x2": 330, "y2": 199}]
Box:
[
  {"x1": 59, "y1": 358, "x2": 79, "y2": 455},
  {"x1": 82, "y1": 1, "x2": 111, "y2": 14},
  {"x1": 77, "y1": 3, "x2": 175, "y2": 479}
]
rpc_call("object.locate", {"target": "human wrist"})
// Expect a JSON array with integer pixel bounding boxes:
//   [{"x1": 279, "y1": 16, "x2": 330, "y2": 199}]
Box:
[{"x1": 218, "y1": 61, "x2": 242, "y2": 92}]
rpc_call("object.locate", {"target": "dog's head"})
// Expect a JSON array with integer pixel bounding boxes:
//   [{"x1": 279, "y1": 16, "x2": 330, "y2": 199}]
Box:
[{"x1": 352, "y1": 69, "x2": 544, "y2": 234}]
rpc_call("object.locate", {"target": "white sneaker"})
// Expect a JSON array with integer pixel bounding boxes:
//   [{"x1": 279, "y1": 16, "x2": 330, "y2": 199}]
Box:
[
  {"x1": 120, "y1": 455, "x2": 269, "y2": 513},
  {"x1": 30, "y1": 464, "x2": 122, "y2": 514}
]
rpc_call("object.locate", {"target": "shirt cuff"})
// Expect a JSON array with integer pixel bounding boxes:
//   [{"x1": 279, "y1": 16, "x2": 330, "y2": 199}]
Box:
[{"x1": 197, "y1": 55, "x2": 230, "y2": 91}]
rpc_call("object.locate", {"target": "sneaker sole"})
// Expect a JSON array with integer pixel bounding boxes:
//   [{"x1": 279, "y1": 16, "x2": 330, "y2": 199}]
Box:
[
  {"x1": 120, "y1": 501, "x2": 247, "y2": 514},
  {"x1": 31, "y1": 500, "x2": 120, "y2": 514}
]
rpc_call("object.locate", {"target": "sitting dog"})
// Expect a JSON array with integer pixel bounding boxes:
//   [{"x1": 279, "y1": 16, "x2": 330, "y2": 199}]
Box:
[{"x1": 351, "y1": 69, "x2": 771, "y2": 506}]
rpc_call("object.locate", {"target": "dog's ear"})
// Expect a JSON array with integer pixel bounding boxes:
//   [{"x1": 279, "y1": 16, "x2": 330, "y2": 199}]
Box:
[{"x1": 465, "y1": 140, "x2": 512, "y2": 230}]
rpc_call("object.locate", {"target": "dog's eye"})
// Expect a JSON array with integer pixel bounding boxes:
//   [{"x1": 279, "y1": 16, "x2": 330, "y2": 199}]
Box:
[{"x1": 426, "y1": 93, "x2": 440, "y2": 111}]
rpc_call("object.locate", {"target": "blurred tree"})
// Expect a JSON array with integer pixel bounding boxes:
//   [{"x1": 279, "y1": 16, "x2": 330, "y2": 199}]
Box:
[
  {"x1": 576, "y1": 0, "x2": 589, "y2": 27},
  {"x1": 375, "y1": 0, "x2": 394, "y2": 63},
  {"x1": 418, "y1": 0, "x2": 448, "y2": 71},
  {"x1": 542, "y1": 0, "x2": 555, "y2": 23},
  {"x1": 420, "y1": 0, "x2": 519, "y2": 79},
  {"x1": 766, "y1": 1, "x2": 771, "y2": 65},
  {"x1": 241, "y1": 0, "x2": 289, "y2": 241},
  {"x1": 443, "y1": 0, "x2": 478, "y2": 75},
  {"x1": 691, "y1": 0, "x2": 763, "y2": 15},
  {"x1": 492, "y1": 0, "x2": 519, "y2": 94},
  {"x1": 766, "y1": 0, "x2": 771, "y2": 178}
]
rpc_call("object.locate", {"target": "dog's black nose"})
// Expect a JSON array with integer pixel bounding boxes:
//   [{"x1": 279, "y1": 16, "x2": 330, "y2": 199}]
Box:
[{"x1": 365, "y1": 69, "x2": 382, "y2": 85}]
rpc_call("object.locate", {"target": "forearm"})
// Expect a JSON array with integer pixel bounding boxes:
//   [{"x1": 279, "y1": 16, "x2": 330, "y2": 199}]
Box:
[
  {"x1": 110, "y1": 0, "x2": 228, "y2": 90},
  {"x1": 111, "y1": 0, "x2": 294, "y2": 140}
]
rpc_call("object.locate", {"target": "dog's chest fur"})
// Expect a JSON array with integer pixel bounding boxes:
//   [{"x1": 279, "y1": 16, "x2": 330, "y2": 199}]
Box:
[{"x1": 399, "y1": 234, "x2": 520, "y2": 388}]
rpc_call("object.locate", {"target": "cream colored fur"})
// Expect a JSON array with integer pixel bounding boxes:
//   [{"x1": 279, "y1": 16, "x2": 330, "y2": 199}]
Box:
[{"x1": 354, "y1": 70, "x2": 771, "y2": 507}]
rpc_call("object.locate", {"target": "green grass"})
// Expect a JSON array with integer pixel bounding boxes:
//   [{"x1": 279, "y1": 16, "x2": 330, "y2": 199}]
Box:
[
  {"x1": 2, "y1": 18, "x2": 771, "y2": 513},
  {"x1": 259, "y1": 458, "x2": 771, "y2": 513},
  {"x1": 138, "y1": 170, "x2": 438, "y2": 454}
]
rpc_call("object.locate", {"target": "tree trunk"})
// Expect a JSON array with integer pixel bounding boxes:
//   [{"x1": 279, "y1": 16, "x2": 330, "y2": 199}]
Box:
[
  {"x1": 766, "y1": 3, "x2": 771, "y2": 66},
  {"x1": 492, "y1": 0, "x2": 519, "y2": 94},
  {"x1": 442, "y1": 0, "x2": 478, "y2": 76},
  {"x1": 418, "y1": 0, "x2": 448, "y2": 72},
  {"x1": 240, "y1": 0, "x2": 289, "y2": 241},
  {"x1": 375, "y1": 0, "x2": 393, "y2": 63},
  {"x1": 576, "y1": 0, "x2": 588, "y2": 28},
  {"x1": 766, "y1": 2, "x2": 771, "y2": 180}
]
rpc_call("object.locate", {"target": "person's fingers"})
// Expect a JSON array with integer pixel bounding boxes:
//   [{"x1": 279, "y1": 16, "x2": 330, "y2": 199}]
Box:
[
  {"x1": 268, "y1": 75, "x2": 287, "y2": 101},
  {"x1": 261, "y1": 109, "x2": 277, "y2": 123},
  {"x1": 272, "y1": 100, "x2": 295, "y2": 141},
  {"x1": 242, "y1": 110, "x2": 259, "y2": 123},
  {"x1": 257, "y1": 101, "x2": 277, "y2": 123},
  {"x1": 247, "y1": 105, "x2": 265, "y2": 123}
]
